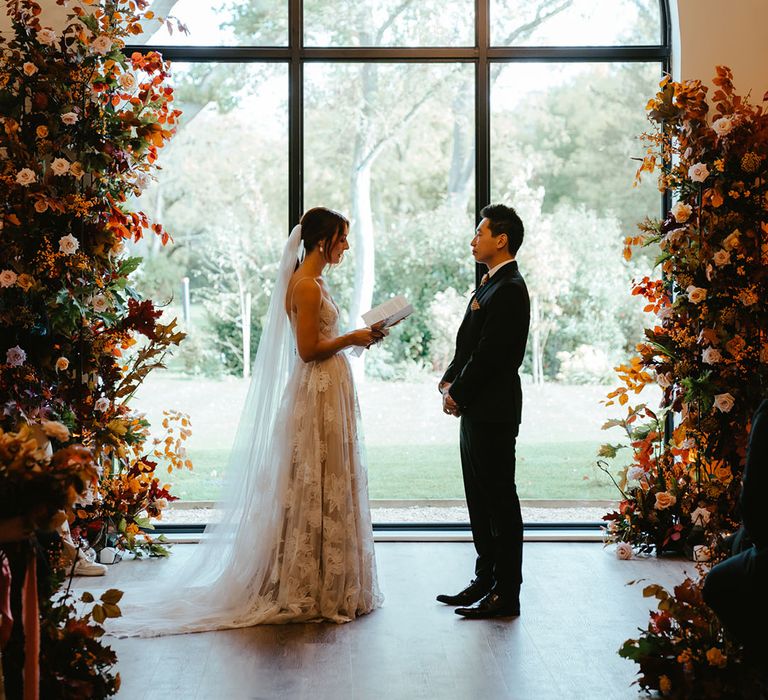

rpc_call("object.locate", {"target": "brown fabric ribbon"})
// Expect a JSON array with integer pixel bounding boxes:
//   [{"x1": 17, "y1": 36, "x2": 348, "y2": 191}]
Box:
[
  {"x1": 0, "y1": 552, "x2": 12, "y2": 650},
  {"x1": 22, "y1": 552, "x2": 39, "y2": 700}
]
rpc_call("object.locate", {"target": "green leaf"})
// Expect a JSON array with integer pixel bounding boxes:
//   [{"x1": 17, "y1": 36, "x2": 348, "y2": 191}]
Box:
[
  {"x1": 598, "y1": 443, "x2": 626, "y2": 459},
  {"x1": 118, "y1": 257, "x2": 143, "y2": 276},
  {"x1": 618, "y1": 638, "x2": 640, "y2": 660}
]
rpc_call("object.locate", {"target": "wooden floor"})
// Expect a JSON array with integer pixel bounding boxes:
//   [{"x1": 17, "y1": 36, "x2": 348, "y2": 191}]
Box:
[{"x1": 84, "y1": 542, "x2": 692, "y2": 700}]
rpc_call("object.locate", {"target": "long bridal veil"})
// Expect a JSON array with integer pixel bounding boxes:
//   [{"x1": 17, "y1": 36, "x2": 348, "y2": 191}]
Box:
[{"x1": 108, "y1": 226, "x2": 304, "y2": 637}]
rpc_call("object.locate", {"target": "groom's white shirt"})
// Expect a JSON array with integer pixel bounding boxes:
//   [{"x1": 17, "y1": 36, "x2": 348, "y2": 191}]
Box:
[{"x1": 486, "y1": 258, "x2": 515, "y2": 279}]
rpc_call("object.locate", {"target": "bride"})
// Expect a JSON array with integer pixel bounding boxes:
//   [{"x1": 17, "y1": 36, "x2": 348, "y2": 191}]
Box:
[{"x1": 109, "y1": 207, "x2": 385, "y2": 636}]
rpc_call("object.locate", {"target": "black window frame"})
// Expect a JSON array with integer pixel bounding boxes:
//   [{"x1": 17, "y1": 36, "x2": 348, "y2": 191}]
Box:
[{"x1": 130, "y1": 0, "x2": 671, "y2": 532}]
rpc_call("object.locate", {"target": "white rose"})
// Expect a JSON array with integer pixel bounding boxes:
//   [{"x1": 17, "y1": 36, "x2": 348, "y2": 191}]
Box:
[
  {"x1": 615, "y1": 542, "x2": 633, "y2": 560},
  {"x1": 0, "y1": 269, "x2": 18, "y2": 287},
  {"x1": 37, "y1": 28, "x2": 57, "y2": 46},
  {"x1": 654, "y1": 491, "x2": 677, "y2": 510},
  {"x1": 712, "y1": 117, "x2": 733, "y2": 136},
  {"x1": 671, "y1": 202, "x2": 692, "y2": 223},
  {"x1": 91, "y1": 294, "x2": 109, "y2": 313},
  {"x1": 713, "y1": 249, "x2": 730, "y2": 266},
  {"x1": 91, "y1": 35, "x2": 113, "y2": 55},
  {"x1": 22, "y1": 62, "x2": 38, "y2": 76},
  {"x1": 627, "y1": 466, "x2": 647, "y2": 482},
  {"x1": 154, "y1": 498, "x2": 168, "y2": 510},
  {"x1": 119, "y1": 72, "x2": 137, "y2": 90},
  {"x1": 6, "y1": 345, "x2": 26, "y2": 367},
  {"x1": 702, "y1": 347, "x2": 722, "y2": 364},
  {"x1": 134, "y1": 172, "x2": 150, "y2": 191},
  {"x1": 686, "y1": 285, "x2": 707, "y2": 304},
  {"x1": 690, "y1": 506, "x2": 712, "y2": 527},
  {"x1": 50, "y1": 157, "x2": 70, "y2": 176},
  {"x1": 58, "y1": 234, "x2": 80, "y2": 255},
  {"x1": 15, "y1": 168, "x2": 36, "y2": 186},
  {"x1": 94, "y1": 397, "x2": 110, "y2": 412},
  {"x1": 713, "y1": 392, "x2": 735, "y2": 413},
  {"x1": 688, "y1": 162, "x2": 710, "y2": 182},
  {"x1": 60, "y1": 112, "x2": 79, "y2": 125},
  {"x1": 41, "y1": 420, "x2": 69, "y2": 441},
  {"x1": 656, "y1": 372, "x2": 673, "y2": 389}
]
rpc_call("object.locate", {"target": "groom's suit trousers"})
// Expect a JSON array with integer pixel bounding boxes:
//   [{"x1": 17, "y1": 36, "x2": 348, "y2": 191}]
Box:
[{"x1": 460, "y1": 416, "x2": 523, "y2": 595}]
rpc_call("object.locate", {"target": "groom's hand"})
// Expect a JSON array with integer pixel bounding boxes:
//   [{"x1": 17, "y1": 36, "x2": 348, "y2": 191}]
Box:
[{"x1": 442, "y1": 390, "x2": 460, "y2": 417}]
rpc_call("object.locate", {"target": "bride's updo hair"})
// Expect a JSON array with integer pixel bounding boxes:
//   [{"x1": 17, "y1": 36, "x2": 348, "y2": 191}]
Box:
[{"x1": 300, "y1": 207, "x2": 349, "y2": 262}]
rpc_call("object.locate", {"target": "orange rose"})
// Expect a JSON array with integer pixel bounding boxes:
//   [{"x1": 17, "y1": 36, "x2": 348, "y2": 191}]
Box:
[{"x1": 706, "y1": 647, "x2": 727, "y2": 668}]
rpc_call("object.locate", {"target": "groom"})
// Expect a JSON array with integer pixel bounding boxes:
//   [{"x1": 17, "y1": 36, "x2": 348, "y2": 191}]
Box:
[{"x1": 437, "y1": 203, "x2": 530, "y2": 619}]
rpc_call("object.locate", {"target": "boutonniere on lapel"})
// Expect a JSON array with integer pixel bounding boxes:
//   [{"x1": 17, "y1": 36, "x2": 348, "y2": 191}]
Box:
[{"x1": 470, "y1": 297, "x2": 481, "y2": 311}]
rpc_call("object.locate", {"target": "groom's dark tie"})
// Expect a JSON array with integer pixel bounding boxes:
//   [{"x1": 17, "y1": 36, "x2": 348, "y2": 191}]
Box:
[{"x1": 478, "y1": 273, "x2": 490, "y2": 289}]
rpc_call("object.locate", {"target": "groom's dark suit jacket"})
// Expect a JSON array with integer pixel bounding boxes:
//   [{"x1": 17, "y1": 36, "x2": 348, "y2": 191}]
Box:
[{"x1": 441, "y1": 260, "x2": 530, "y2": 426}]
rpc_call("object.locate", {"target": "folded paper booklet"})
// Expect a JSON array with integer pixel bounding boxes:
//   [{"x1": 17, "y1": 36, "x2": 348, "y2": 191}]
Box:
[
  {"x1": 362, "y1": 294, "x2": 413, "y2": 328},
  {"x1": 349, "y1": 295, "x2": 413, "y2": 356}
]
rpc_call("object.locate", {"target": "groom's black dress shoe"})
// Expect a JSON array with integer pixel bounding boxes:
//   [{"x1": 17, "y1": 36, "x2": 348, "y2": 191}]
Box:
[
  {"x1": 436, "y1": 578, "x2": 492, "y2": 606},
  {"x1": 455, "y1": 591, "x2": 520, "y2": 619}
]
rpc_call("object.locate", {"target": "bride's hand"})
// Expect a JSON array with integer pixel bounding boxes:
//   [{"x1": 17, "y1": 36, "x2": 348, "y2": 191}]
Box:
[{"x1": 348, "y1": 327, "x2": 385, "y2": 348}]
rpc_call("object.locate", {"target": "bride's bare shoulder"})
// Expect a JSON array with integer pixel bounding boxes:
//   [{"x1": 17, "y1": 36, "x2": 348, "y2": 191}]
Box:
[{"x1": 286, "y1": 273, "x2": 322, "y2": 313}]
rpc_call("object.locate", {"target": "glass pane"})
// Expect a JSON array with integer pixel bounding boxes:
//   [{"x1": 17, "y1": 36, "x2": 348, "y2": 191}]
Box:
[
  {"x1": 132, "y1": 0, "x2": 287, "y2": 46},
  {"x1": 491, "y1": 0, "x2": 661, "y2": 46},
  {"x1": 304, "y1": 63, "x2": 475, "y2": 520},
  {"x1": 129, "y1": 63, "x2": 288, "y2": 518},
  {"x1": 491, "y1": 62, "x2": 663, "y2": 515},
  {"x1": 304, "y1": 0, "x2": 474, "y2": 47}
]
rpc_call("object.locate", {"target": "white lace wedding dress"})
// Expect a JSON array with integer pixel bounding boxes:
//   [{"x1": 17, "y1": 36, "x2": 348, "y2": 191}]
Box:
[
  {"x1": 107, "y1": 228, "x2": 382, "y2": 637},
  {"x1": 257, "y1": 293, "x2": 383, "y2": 623}
]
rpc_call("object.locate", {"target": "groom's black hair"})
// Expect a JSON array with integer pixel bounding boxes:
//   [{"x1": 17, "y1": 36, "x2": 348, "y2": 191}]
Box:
[{"x1": 481, "y1": 203, "x2": 524, "y2": 255}]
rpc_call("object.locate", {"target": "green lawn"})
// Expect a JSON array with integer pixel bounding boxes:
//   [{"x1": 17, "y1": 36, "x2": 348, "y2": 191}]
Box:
[
  {"x1": 164, "y1": 440, "x2": 621, "y2": 501},
  {"x1": 134, "y1": 374, "x2": 640, "y2": 503}
]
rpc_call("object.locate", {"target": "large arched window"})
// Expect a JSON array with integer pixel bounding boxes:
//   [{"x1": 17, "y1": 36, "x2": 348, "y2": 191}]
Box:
[{"x1": 129, "y1": 0, "x2": 670, "y2": 528}]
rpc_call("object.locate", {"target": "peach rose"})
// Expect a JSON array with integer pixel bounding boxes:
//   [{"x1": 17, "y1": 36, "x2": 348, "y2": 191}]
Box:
[{"x1": 654, "y1": 491, "x2": 676, "y2": 510}]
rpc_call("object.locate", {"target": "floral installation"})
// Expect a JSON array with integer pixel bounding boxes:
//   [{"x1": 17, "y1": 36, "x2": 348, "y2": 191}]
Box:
[
  {"x1": 619, "y1": 575, "x2": 764, "y2": 698},
  {"x1": 0, "y1": 422, "x2": 98, "y2": 531},
  {"x1": 600, "y1": 67, "x2": 768, "y2": 554},
  {"x1": 0, "y1": 0, "x2": 186, "y2": 695},
  {"x1": 0, "y1": 423, "x2": 121, "y2": 697},
  {"x1": 39, "y1": 582, "x2": 123, "y2": 699},
  {"x1": 72, "y1": 409, "x2": 192, "y2": 557},
  {"x1": 0, "y1": 0, "x2": 187, "y2": 548}
]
